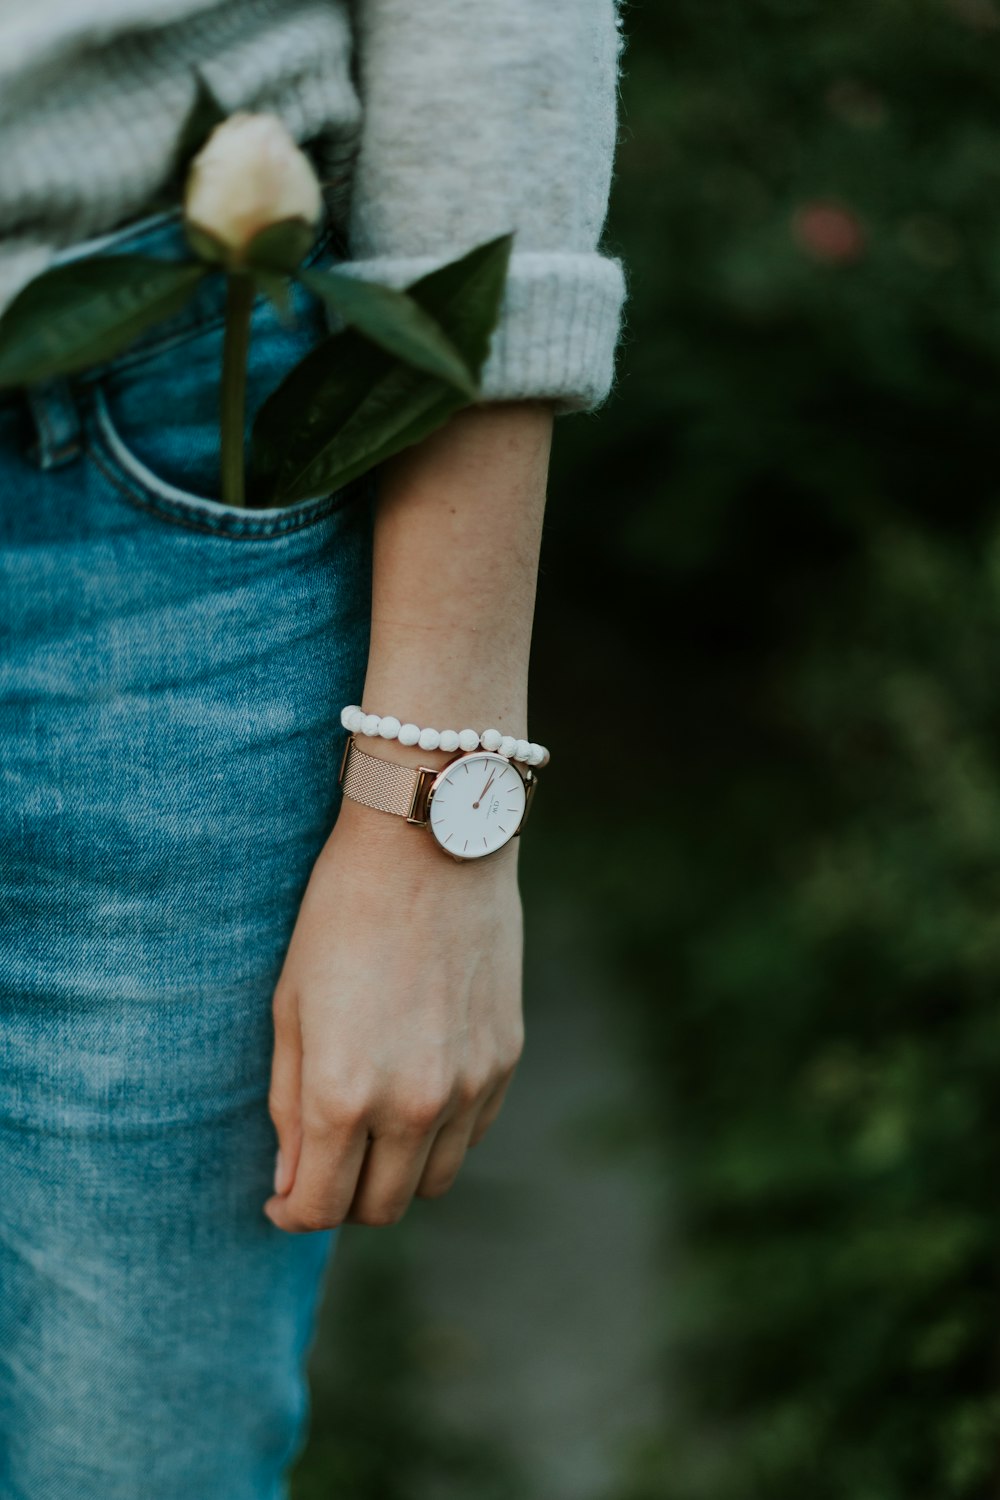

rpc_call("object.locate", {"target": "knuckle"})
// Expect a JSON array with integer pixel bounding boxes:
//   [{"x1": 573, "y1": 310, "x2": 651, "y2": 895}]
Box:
[
  {"x1": 300, "y1": 1105, "x2": 334, "y2": 1138},
  {"x1": 303, "y1": 1091, "x2": 369, "y2": 1138},
  {"x1": 503, "y1": 1028, "x2": 525, "y2": 1072},
  {"x1": 454, "y1": 1072, "x2": 490, "y2": 1108},
  {"x1": 400, "y1": 1091, "x2": 450, "y2": 1133},
  {"x1": 303, "y1": 1112, "x2": 347, "y2": 1142}
]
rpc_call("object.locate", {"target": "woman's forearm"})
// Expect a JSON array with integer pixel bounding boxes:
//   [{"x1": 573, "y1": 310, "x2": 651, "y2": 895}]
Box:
[{"x1": 359, "y1": 399, "x2": 555, "y2": 760}]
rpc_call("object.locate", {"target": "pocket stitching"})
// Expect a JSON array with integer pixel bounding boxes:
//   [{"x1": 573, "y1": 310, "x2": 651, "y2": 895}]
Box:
[{"x1": 87, "y1": 392, "x2": 345, "y2": 540}]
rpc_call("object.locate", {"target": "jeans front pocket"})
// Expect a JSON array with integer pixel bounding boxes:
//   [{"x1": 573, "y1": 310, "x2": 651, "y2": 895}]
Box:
[{"x1": 84, "y1": 282, "x2": 355, "y2": 541}]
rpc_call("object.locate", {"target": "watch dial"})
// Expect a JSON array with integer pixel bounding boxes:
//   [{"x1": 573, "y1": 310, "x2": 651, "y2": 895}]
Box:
[{"x1": 428, "y1": 753, "x2": 527, "y2": 859}]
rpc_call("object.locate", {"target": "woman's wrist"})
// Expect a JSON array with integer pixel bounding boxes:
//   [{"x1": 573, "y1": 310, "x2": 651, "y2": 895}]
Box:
[
  {"x1": 330, "y1": 787, "x2": 520, "y2": 878},
  {"x1": 332, "y1": 684, "x2": 537, "y2": 875}
]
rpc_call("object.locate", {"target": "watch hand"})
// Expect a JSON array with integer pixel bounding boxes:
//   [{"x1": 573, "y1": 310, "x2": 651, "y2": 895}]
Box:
[{"x1": 472, "y1": 769, "x2": 497, "y2": 810}]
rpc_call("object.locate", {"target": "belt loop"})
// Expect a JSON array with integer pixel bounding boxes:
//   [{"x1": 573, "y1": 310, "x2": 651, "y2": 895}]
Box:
[{"x1": 25, "y1": 376, "x2": 82, "y2": 469}]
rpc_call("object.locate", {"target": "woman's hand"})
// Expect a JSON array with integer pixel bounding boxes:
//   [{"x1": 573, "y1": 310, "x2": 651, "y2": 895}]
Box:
[
  {"x1": 262, "y1": 396, "x2": 553, "y2": 1233},
  {"x1": 262, "y1": 794, "x2": 525, "y2": 1232}
]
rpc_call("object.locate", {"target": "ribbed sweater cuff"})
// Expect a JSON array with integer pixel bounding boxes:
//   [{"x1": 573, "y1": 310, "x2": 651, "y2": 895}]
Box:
[{"x1": 332, "y1": 250, "x2": 627, "y2": 416}]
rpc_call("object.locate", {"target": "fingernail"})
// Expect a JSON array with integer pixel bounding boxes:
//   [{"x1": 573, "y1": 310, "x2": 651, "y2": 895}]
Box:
[{"x1": 273, "y1": 1148, "x2": 289, "y2": 1196}]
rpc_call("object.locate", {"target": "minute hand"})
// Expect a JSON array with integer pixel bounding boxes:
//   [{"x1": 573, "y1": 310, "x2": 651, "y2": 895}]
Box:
[{"x1": 473, "y1": 769, "x2": 497, "y2": 808}]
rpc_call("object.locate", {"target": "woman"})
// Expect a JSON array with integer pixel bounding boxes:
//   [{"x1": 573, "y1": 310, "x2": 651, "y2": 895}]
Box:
[{"x1": 0, "y1": 1, "x2": 627, "y2": 1495}]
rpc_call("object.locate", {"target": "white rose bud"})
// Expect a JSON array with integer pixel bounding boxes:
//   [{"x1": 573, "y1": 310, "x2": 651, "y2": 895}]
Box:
[{"x1": 184, "y1": 112, "x2": 322, "y2": 260}]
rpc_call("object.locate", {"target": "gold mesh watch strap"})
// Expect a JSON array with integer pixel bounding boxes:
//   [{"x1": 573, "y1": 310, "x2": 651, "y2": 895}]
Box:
[{"x1": 340, "y1": 737, "x2": 422, "y2": 819}]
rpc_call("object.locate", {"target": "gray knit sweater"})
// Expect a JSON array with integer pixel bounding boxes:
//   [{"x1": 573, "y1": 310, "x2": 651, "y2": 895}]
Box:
[{"x1": 0, "y1": 1, "x2": 628, "y2": 414}]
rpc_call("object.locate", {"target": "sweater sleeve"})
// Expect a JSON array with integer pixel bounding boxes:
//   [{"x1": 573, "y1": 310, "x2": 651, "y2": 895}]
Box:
[{"x1": 337, "y1": 0, "x2": 628, "y2": 415}]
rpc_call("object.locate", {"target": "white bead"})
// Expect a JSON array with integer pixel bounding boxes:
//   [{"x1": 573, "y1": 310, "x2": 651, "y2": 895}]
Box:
[
  {"x1": 480, "y1": 728, "x2": 503, "y2": 752},
  {"x1": 346, "y1": 707, "x2": 365, "y2": 734},
  {"x1": 513, "y1": 739, "x2": 531, "y2": 762},
  {"x1": 538, "y1": 746, "x2": 551, "y2": 767},
  {"x1": 527, "y1": 743, "x2": 544, "y2": 766},
  {"x1": 378, "y1": 715, "x2": 401, "y2": 740},
  {"x1": 361, "y1": 714, "x2": 381, "y2": 737},
  {"x1": 499, "y1": 735, "x2": 518, "y2": 759},
  {"x1": 458, "y1": 729, "x2": 480, "y2": 753},
  {"x1": 398, "y1": 722, "x2": 420, "y2": 746},
  {"x1": 340, "y1": 704, "x2": 360, "y2": 730},
  {"x1": 439, "y1": 730, "x2": 460, "y2": 752},
  {"x1": 418, "y1": 727, "x2": 441, "y2": 751}
]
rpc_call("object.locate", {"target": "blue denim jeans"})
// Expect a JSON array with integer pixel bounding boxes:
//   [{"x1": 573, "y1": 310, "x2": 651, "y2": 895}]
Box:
[{"x1": 0, "y1": 211, "x2": 373, "y2": 1497}]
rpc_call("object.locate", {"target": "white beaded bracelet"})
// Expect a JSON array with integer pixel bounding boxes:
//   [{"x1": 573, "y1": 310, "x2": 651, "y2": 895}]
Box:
[{"x1": 339, "y1": 706, "x2": 550, "y2": 767}]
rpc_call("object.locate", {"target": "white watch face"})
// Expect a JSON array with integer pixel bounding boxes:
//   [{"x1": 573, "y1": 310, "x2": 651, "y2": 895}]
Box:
[{"x1": 428, "y1": 752, "x2": 527, "y2": 859}]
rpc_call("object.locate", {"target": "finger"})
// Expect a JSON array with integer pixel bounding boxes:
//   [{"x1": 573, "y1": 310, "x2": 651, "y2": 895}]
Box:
[
  {"x1": 344, "y1": 1130, "x2": 438, "y2": 1226},
  {"x1": 415, "y1": 1111, "x2": 478, "y2": 1199},
  {"x1": 467, "y1": 1074, "x2": 514, "y2": 1148},
  {"x1": 263, "y1": 1111, "x2": 370, "y2": 1233},
  {"x1": 267, "y1": 988, "x2": 303, "y2": 1198}
]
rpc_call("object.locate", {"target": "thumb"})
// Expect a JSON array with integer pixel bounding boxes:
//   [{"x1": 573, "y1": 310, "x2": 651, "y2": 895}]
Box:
[{"x1": 267, "y1": 985, "x2": 303, "y2": 1200}]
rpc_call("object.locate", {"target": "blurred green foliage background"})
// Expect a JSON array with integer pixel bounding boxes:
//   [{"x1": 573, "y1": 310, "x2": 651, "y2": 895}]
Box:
[{"x1": 296, "y1": 2, "x2": 1000, "y2": 1495}]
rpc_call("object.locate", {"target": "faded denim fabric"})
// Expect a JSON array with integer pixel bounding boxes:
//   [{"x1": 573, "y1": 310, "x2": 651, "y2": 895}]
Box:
[{"x1": 0, "y1": 211, "x2": 373, "y2": 1498}]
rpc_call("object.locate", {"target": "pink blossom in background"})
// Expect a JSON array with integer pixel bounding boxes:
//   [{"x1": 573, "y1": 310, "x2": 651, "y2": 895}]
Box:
[{"x1": 792, "y1": 200, "x2": 867, "y2": 265}]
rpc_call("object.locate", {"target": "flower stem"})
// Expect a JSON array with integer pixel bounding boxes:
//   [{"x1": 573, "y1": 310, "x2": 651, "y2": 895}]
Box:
[{"x1": 221, "y1": 273, "x2": 254, "y2": 508}]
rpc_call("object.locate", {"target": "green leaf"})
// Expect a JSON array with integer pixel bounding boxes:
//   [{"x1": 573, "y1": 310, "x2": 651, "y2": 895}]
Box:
[
  {"x1": 172, "y1": 74, "x2": 227, "y2": 179},
  {"x1": 252, "y1": 232, "x2": 512, "y2": 505},
  {"x1": 0, "y1": 257, "x2": 206, "y2": 388},
  {"x1": 244, "y1": 219, "x2": 317, "y2": 275},
  {"x1": 299, "y1": 267, "x2": 478, "y2": 396}
]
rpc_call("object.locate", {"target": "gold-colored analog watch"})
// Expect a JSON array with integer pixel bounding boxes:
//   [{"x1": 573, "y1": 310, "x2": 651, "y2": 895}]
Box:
[{"x1": 339, "y1": 735, "x2": 536, "y2": 862}]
